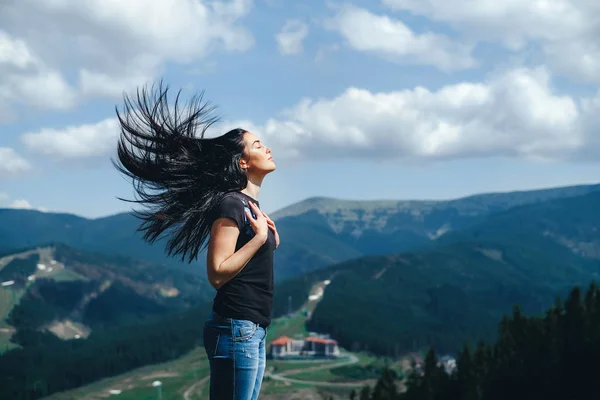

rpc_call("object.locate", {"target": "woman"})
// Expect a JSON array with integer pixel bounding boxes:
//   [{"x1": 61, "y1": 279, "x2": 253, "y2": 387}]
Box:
[{"x1": 112, "y1": 82, "x2": 279, "y2": 400}]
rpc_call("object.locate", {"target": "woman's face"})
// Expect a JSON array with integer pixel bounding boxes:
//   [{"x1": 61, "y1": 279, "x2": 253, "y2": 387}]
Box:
[{"x1": 241, "y1": 131, "x2": 276, "y2": 175}]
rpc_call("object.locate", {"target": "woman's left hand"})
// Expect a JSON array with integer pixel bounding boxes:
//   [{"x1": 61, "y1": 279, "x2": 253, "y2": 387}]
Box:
[{"x1": 261, "y1": 210, "x2": 280, "y2": 249}]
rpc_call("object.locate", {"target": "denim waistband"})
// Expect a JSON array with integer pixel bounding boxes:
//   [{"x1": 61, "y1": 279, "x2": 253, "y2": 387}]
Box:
[{"x1": 209, "y1": 310, "x2": 267, "y2": 329}]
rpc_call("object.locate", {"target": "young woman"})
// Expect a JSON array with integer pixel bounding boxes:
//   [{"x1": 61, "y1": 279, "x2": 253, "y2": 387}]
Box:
[{"x1": 112, "y1": 82, "x2": 279, "y2": 399}]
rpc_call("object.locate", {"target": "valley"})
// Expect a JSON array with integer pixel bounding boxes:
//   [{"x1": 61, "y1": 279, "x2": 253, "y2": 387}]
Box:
[
  {"x1": 39, "y1": 281, "x2": 407, "y2": 400},
  {"x1": 2, "y1": 183, "x2": 600, "y2": 399}
]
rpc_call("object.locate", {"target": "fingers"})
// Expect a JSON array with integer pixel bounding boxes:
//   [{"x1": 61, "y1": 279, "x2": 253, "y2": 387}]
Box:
[
  {"x1": 246, "y1": 202, "x2": 259, "y2": 219},
  {"x1": 248, "y1": 201, "x2": 260, "y2": 214},
  {"x1": 249, "y1": 202, "x2": 267, "y2": 220},
  {"x1": 264, "y1": 214, "x2": 275, "y2": 226},
  {"x1": 261, "y1": 210, "x2": 274, "y2": 224}
]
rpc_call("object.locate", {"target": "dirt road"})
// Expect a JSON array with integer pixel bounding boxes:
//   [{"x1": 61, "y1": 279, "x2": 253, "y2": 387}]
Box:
[
  {"x1": 264, "y1": 354, "x2": 369, "y2": 387},
  {"x1": 183, "y1": 376, "x2": 209, "y2": 400}
]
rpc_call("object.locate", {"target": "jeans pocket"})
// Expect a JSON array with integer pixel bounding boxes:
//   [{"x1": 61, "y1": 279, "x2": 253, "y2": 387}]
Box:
[
  {"x1": 232, "y1": 319, "x2": 258, "y2": 342},
  {"x1": 203, "y1": 325, "x2": 221, "y2": 358}
]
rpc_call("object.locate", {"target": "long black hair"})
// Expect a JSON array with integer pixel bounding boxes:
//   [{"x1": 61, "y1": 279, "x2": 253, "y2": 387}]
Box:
[{"x1": 112, "y1": 81, "x2": 248, "y2": 263}]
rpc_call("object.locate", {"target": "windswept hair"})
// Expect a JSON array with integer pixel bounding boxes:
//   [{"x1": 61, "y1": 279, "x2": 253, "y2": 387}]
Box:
[{"x1": 112, "y1": 81, "x2": 248, "y2": 263}]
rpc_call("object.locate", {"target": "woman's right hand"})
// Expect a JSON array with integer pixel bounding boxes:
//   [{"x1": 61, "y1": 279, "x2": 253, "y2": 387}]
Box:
[{"x1": 245, "y1": 202, "x2": 269, "y2": 242}]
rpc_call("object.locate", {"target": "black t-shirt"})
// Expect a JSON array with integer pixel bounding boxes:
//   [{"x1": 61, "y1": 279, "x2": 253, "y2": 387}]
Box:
[{"x1": 211, "y1": 191, "x2": 276, "y2": 327}]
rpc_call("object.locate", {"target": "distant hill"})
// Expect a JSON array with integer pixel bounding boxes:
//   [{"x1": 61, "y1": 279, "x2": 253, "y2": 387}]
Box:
[
  {"x1": 0, "y1": 208, "x2": 181, "y2": 269},
  {"x1": 437, "y1": 190, "x2": 600, "y2": 255},
  {"x1": 0, "y1": 244, "x2": 207, "y2": 347},
  {"x1": 270, "y1": 183, "x2": 600, "y2": 279},
  {"x1": 272, "y1": 190, "x2": 600, "y2": 356},
  {"x1": 1, "y1": 183, "x2": 599, "y2": 284}
]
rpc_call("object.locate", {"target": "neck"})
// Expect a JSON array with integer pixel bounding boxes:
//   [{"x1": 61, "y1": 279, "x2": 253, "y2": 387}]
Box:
[{"x1": 241, "y1": 175, "x2": 263, "y2": 201}]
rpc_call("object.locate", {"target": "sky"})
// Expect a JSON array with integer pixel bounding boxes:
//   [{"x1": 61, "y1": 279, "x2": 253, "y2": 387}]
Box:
[{"x1": 2, "y1": 0, "x2": 600, "y2": 218}]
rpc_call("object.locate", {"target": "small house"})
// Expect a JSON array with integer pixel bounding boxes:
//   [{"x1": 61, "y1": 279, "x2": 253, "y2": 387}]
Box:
[
  {"x1": 270, "y1": 334, "x2": 340, "y2": 359},
  {"x1": 303, "y1": 336, "x2": 340, "y2": 357}
]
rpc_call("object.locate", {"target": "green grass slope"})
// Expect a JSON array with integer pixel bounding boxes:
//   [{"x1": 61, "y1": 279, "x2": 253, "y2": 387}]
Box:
[{"x1": 274, "y1": 190, "x2": 600, "y2": 356}]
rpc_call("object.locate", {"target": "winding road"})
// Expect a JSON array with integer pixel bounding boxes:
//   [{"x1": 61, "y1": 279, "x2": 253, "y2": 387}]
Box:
[
  {"x1": 264, "y1": 353, "x2": 370, "y2": 387},
  {"x1": 182, "y1": 279, "x2": 368, "y2": 395},
  {"x1": 182, "y1": 376, "x2": 209, "y2": 400}
]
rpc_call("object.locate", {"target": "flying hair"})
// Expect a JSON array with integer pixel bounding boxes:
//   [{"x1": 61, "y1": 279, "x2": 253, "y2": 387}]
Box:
[{"x1": 112, "y1": 81, "x2": 248, "y2": 263}]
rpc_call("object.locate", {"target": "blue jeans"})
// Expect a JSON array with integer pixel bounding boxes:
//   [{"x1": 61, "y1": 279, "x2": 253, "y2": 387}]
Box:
[{"x1": 203, "y1": 311, "x2": 267, "y2": 400}]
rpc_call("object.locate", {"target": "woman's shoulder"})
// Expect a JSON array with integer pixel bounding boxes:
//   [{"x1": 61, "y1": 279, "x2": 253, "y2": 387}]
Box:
[
  {"x1": 221, "y1": 191, "x2": 247, "y2": 207},
  {"x1": 217, "y1": 192, "x2": 250, "y2": 219},
  {"x1": 213, "y1": 192, "x2": 248, "y2": 230},
  {"x1": 222, "y1": 191, "x2": 259, "y2": 207}
]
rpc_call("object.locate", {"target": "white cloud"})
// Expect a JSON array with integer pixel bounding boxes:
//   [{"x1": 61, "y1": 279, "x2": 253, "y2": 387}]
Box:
[
  {"x1": 0, "y1": 0, "x2": 254, "y2": 120},
  {"x1": 276, "y1": 20, "x2": 309, "y2": 55},
  {"x1": 21, "y1": 118, "x2": 119, "y2": 159},
  {"x1": 324, "y1": 5, "x2": 476, "y2": 71},
  {"x1": 231, "y1": 67, "x2": 586, "y2": 163},
  {"x1": 28, "y1": 66, "x2": 599, "y2": 163},
  {"x1": 0, "y1": 32, "x2": 77, "y2": 119},
  {"x1": 0, "y1": 194, "x2": 47, "y2": 212},
  {"x1": 9, "y1": 199, "x2": 33, "y2": 209},
  {"x1": 382, "y1": 0, "x2": 600, "y2": 82},
  {"x1": 0, "y1": 147, "x2": 32, "y2": 178}
]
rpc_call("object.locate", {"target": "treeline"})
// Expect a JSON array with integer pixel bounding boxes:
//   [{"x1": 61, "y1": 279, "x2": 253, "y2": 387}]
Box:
[
  {"x1": 353, "y1": 282, "x2": 600, "y2": 400},
  {"x1": 8, "y1": 278, "x2": 99, "y2": 331},
  {"x1": 0, "y1": 304, "x2": 211, "y2": 400},
  {"x1": 6, "y1": 278, "x2": 173, "y2": 335},
  {"x1": 306, "y1": 265, "x2": 502, "y2": 356},
  {"x1": 0, "y1": 253, "x2": 40, "y2": 288},
  {"x1": 273, "y1": 238, "x2": 582, "y2": 358},
  {"x1": 53, "y1": 244, "x2": 208, "y2": 308}
]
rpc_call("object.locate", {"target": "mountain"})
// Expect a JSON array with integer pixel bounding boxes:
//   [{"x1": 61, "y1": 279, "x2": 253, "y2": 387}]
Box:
[
  {"x1": 3, "y1": 184, "x2": 600, "y2": 398},
  {"x1": 2, "y1": 183, "x2": 599, "y2": 284},
  {"x1": 437, "y1": 190, "x2": 600, "y2": 254},
  {"x1": 0, "y1": 244, "x2": 207, "y2": 347},
  {"x1": 269, "y1": 183, "x2": 600, "y2": 278},
  {"x1": 272, "y1": 190, "x2": 600, "y2": 356},
  {"x1": 0, "y1": 209, "x2": 182, "y2": 269}
]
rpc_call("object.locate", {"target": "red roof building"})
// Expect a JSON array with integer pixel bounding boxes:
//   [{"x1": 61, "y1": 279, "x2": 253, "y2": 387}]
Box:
[{"x1": 270, "y1": 335, "x2": 340, "y2": 358}]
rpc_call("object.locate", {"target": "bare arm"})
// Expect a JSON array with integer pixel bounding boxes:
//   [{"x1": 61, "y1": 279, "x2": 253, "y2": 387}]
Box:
[{"x1": 206, "y1": 202, "x2": 268, "y2": 290}]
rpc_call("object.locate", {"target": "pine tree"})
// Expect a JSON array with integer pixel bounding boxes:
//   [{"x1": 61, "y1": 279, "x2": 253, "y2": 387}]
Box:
[
  {"x1": 359, "y1": 384, "x2": 371, "y2": 400},
  {"x1": 562, "y1": 286, "x2": 586, "y2": 400},
  {"x1": 586, "y1": 282, "x2": 600, "y2": 397},
  {"x1": 402, "y1": 361, "x2": 423, "y2": 399},
  {"x1": 421, "y1": 348, "x2": 439, "y2": 400},
  {"x1": 395, "y1": 283, "x2": 600, "y2": 400},
  {"x1": 457, "y1": 343, "x2": 478, "y2": 400},
  {"x1": 371, "y1": 367, "x2": 398, "y2": 400},
  {"x1": 471, "y1": 341, "x2": 488, "y2": 400}
]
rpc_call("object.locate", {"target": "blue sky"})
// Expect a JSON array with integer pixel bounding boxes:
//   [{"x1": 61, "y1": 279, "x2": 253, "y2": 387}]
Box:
[{"x1": 1, "y1": 0, "x2": 600, "y2": 218}]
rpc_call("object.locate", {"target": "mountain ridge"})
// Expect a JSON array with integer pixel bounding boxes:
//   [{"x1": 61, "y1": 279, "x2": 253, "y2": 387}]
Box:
[
  {"x1": 270, "y1": 182, "x2": 600, "y2": 219},
  {"x1": 3, "y1": 181, "x2": 598, "y2": 221},
  {"x1": 2, "y1": 181, "x2": 600, "y2": 284}
]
